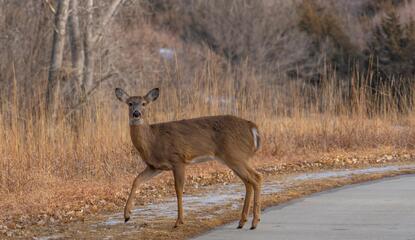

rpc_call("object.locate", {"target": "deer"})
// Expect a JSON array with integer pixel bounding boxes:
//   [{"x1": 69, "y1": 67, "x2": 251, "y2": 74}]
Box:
[{"x1": 115, "y1": 87, "x2": 263, "y2": 230}]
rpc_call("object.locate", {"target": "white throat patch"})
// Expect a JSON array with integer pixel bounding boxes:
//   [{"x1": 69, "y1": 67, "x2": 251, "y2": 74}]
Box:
[{"x1": 129, "y1": 118, "x2": 144, "y2": 126}]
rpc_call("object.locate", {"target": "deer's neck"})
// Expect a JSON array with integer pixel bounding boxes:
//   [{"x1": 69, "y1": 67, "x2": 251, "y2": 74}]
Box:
[{"x1": 129, "y1": 123, "x2": 154, "y2": 161}]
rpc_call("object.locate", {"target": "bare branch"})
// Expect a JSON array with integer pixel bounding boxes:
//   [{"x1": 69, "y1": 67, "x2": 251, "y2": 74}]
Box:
[
  {"x1": 62, "y1": 72, "x2": 117, "y2": 121},
  {"x1": 44, "y1": 0, "x2": 56, "y2": 14},
  {"x1": 92, "y1": 0, "x2": 124, "y2": 44}
]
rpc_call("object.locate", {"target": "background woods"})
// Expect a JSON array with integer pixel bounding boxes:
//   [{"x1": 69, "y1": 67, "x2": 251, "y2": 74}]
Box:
[{"x1": 45, "y1": 0, "x2": 124, "y2": 120}]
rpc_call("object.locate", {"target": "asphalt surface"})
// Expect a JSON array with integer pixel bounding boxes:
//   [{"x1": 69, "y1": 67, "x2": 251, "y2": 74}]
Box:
[{"x1": 194, "y1": 175, "x2": 415, "y2": 240}]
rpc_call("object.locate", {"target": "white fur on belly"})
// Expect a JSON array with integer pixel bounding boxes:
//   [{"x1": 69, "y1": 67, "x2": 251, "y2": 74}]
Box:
[{"x1": 190, "y1": 155, "x2": 216, "y2": 164}]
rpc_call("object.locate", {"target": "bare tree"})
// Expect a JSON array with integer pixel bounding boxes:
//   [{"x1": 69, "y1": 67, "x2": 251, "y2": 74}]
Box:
[
  {"x1": 68, "y1": 0, "x2": 84, "y2": 89},
  {"x1": 92, "y1": 0, "x2": 124, "y2": 44},
  {"x1": 83, "y1": 0, "x2": 124, "y2": 93},
  {"x1": 82, "y1": 0, "x2": 94, "y2": 94},
  {"x1": 46, "y1": 0, "x2": 125, "y2": 119},
  {"x1": 46, "y1": 0, "x2": 70, "y2": 119}
]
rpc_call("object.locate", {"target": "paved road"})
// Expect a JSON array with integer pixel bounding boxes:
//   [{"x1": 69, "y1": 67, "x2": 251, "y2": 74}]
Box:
[{"x1": 194, "y1": 175, "x2": 415, "y2": 240}]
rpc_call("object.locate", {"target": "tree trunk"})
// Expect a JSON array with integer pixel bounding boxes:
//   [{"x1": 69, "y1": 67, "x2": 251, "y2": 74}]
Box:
[
  {"x1": 83, "y1": 0, "x2": 94, "y2": 93},
  {"x1": 67, "y1": 0, "x2": 85, "y2": 131},
  {"x1": 68, "y1": 0, "x2": 84, "y2": 90},
  {"x1": 46, "y1": 0, "x2": 70, "y2": 120},
  {"x1": 83, "y1": 0, "x2": 124, "y2": 93}
]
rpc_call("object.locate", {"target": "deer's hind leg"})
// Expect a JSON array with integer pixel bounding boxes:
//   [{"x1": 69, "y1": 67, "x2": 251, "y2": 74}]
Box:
[
  {"x1": 248, "y1": 166, "x2": 263, "y2": 229},
  {"x1": 236, "y1": 173, "x2": 253, "y2": 229},
  {"x1": 225, "y1": 159, "x2": 262, "y2": 230}
]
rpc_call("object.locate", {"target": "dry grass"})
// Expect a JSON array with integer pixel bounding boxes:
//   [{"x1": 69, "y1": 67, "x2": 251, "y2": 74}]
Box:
[{"x1": 1, "y1": 51, "x2": 415, "y2": 197}]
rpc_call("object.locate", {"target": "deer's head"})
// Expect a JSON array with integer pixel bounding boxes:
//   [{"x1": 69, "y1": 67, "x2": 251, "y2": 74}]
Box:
[{"x1": 115, "y1": 88, "x2": 160, "y2": 125}]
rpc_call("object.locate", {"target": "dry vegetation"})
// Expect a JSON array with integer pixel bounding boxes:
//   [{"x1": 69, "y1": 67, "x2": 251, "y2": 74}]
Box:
[
  {"x1": 2, "y1": 53, "x2": 415, "y2": 193},
  {"x1": 1, "y1": 0, "x2": 415, "y2": 236}
]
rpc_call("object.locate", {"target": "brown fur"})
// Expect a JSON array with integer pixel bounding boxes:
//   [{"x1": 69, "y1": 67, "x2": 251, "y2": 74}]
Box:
[
  {"x1": 115, "y1": 88, "x2": 262, "y2": 230},
  {"x1": 130, "y1": 115, "x2": 258, "y2": 170}
]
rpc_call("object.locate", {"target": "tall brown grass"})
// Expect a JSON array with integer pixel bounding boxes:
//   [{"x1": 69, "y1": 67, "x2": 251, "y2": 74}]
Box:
[{"x1": 1, "y1": 51, "x2": 414, "y2": 195}]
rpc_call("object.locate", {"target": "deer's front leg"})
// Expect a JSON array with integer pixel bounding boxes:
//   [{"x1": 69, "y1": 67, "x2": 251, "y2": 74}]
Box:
[
  {"x1": 173, "y1": 165, "x2": 185, "y2": 228},
  {"x1": 124, "y1": 166, "x2": 161, "y2": 222}
]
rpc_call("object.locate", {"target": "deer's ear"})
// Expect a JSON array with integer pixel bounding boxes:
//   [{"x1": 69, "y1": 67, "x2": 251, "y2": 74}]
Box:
[
  {"x1": 115, "y1": 88, "x2": 129, "y2": 103},
  {"x1": 144, "y1": 88, "x2": 160, "y2": 103}
]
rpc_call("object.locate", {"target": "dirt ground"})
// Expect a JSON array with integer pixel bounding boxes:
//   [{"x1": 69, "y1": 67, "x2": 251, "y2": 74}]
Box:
[{"x1": 1, "y1": 150, "x2": 415, "y2": 239}]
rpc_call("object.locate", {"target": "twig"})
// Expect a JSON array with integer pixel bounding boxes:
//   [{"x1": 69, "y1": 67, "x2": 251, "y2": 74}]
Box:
[
  {"x1": 62, "y1": 72, "x2": 116, "y2": 122},
  {"x1": 44, "y1": 0, "x2": 56, "y2": 14},
  {"x1": 92, "y1": 0, "x2": 125, "y2": 44}
]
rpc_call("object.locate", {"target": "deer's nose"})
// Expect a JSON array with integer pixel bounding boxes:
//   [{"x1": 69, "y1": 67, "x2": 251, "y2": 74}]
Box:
[{"x1": 132, "y1": 111, "x2": 141, "y2": 118}]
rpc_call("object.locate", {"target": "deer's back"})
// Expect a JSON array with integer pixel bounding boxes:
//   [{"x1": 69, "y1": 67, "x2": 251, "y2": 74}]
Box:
[{"x1": 150, "y1": 115, "x2": 259, "y2": 165}]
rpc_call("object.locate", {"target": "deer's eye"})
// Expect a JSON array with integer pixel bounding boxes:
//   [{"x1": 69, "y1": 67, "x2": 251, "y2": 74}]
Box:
[
  {"x1": 141, "y1": 102, "x2": 146, "y2": 106},
  {"x1": 128, "y1": 102, "x2": 133, "y2": 107}
]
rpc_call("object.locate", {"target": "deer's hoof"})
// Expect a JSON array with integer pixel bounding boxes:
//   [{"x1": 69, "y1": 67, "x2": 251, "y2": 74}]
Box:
[
  {"x1": 124, "y1": 217, "x2": 130, "y2": 223},
  {"x1": 174, "y1": 219, "x2": 184, "y2": 228},
  {"x1": 237, "y1": 222, "x2": 245, "y2": 229},
  {"x1": 250, "y1": 218, "x2": 260, "y2": 230},
  {"x1": 237, "y1": 218, "x2": 246, "y2": 229}
]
